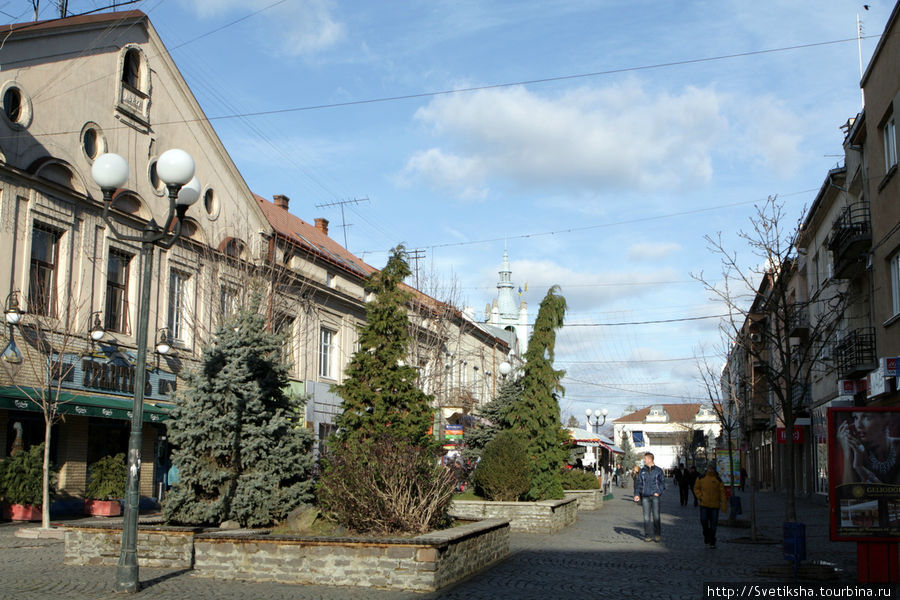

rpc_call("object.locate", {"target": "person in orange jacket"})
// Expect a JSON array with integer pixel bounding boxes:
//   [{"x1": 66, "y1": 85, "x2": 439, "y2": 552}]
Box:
[{"x1": 693, "y1": 464, "x2": 727, "y2": 548}]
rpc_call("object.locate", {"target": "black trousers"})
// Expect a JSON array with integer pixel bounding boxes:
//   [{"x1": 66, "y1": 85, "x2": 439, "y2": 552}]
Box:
[{"x1": 679, "y1": 484, "x2": 689, "y2": 505}]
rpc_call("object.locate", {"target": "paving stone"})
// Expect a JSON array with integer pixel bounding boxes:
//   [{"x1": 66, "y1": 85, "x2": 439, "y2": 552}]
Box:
[{"x1": 0, "y1": 486, "x2": 857, "y2": 599}]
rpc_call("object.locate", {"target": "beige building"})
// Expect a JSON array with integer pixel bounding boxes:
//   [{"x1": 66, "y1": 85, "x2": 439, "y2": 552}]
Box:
[
  {"x1": 612, "y1": 403, "x2": 721, "y2": 470},
  {"x1": 0, "y1": 11, "x2": 509, "y2": 510}
]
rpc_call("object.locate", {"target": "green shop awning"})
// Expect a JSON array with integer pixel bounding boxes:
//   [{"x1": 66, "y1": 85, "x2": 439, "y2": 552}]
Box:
[{"x1": 0, "y1": 386, "x2": 172, "y2": 422}]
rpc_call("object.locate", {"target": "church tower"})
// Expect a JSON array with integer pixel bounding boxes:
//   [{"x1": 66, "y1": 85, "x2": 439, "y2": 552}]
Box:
[{"x1": 488, "y1": 251, "x2": 529, "y2": 355}]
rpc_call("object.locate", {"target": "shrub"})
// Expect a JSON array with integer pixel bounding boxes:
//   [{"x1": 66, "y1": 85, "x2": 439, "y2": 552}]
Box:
[
  {"x1": 86, "y1": 454, "x2": 127, "y2": 500},
  {"x1": 472, "y1": 430, "x2": 531, "y2": 501},
  {"x1": 560, "y1": 468, "x2": 600, "y2": 490},
  {"x1": 317, "y1": 435, "x2": 455, "y2": 535},
  {"x1": 0, "y1": 444, "x2": 51, "y2": 506}
]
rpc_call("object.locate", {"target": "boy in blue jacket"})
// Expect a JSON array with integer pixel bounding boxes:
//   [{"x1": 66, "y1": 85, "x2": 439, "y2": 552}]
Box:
[{"x1": 633, "y1": 452, "x2": 666, "y2": 542}]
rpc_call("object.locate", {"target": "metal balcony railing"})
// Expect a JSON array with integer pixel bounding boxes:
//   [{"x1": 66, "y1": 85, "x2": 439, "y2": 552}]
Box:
[
  {"x1": 828, "y1": 202, "x2": 871, "y2": 279},
  {"x1": 834, "y1": 327, "x2": 876, "y2": 379}
]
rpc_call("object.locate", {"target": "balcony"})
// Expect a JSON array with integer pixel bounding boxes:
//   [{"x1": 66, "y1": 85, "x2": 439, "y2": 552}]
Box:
[
  {"x1": 788, "y1": 306, "x2": 809, "y2": 338},
  {"x1": 827, "y1": 202, "x2": 871, "y2": 279},
  {"x1": 834, "y1": 327, "x2": 876, "y2": 380}
]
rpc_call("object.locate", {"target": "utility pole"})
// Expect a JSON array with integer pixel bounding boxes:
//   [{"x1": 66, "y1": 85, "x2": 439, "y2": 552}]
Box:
[
  {"x1": 408, "y1": 248, "x2": 426, "y2": 290},
  {"x1": 58, "y1": 0, "x2": 68, "y2": 17},
  {"x1": 314, "y1": 197, "x2": 369, "y2": 249}
]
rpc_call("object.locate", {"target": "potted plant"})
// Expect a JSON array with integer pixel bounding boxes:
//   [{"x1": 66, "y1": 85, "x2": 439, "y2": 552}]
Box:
[
  {"x1": 0, "y1": 444, "x2": 49, "y2": 521},
  {"x1": 84, "y1": 453, "x2": 127, "y2": 516}
]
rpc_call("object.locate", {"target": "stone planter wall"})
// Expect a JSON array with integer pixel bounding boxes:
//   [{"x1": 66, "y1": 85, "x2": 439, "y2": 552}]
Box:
[
  {"x1": 192, "y1": 518, "x2": 509, "y2": 592},
  {"x1": 564, "y1": 489, "x2": 603, "y2": 511},
  {"x1": 449, "y1": 497, "x2": 577, "y2": 533},
  {"x1": 64, "y1": 524, "x2": 200, "y2": 568}
]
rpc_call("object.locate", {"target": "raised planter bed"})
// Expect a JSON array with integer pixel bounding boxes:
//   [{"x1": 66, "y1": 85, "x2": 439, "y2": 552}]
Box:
[
  {"x1": 83, "y1": 500, "x2": 122, "y2": 517},
  {"x1": 64, "y1": 518, "x2": 510, "y2": 592},
  {"x1": 3, "y1": 503, "x2": 42, "y2": 521},
  {"x1": 449, "y1": 497, "x2": 577, "y2": 533},
  {"x1": 192, "y1": 518, "x2": 509, "y2": 592},
  {"x1": 564, "y1": 489, "x2": 603, "y2": 511}
]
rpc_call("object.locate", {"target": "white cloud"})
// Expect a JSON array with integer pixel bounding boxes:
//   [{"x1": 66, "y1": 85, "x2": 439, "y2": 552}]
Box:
[
  {"x1": 627, "y1": 242, "x2": 682, "y2": 261},
  {"x1": 404, "y1": 80, "x2": 726, "y2": 198},
  {"x1": 399, "y1": 148, "x2": 488, "y2": 201},
  {"x1": 732, "y1": 95, "x2": 806, "y2": 179},
  {"x1": 183, "y1": 0, "x2": 345, "y2": 57}
]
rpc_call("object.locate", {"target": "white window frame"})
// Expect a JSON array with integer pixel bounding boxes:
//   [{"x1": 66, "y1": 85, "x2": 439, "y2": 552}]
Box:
[
  {"x1": 884, "y1": 115, "x2": 898, "y2": 172},
  {"x1": 891, "y1": 253, "x2": 900, "y2": 317},
  {"x1": 319, "y1": 327, "x2": 336, "y2": 379},
  {"x1": 168, "y1": 270, "x2": 191, "y2": 345}
]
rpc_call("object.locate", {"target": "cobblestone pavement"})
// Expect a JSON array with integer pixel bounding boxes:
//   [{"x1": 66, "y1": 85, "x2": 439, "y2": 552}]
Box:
[{"x1": 0, "y1": 485, "x2": 858, "y2": 600}]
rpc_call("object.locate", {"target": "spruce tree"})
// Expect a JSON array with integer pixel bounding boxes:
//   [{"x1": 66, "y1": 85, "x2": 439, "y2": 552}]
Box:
[
  {"x1": 462, "y1": 377, "x2": 521, "y2": 461},
  {"x1": 620, "y1": 430, "x2": 640, "y2": 470},
  {"x1": 515, "y1": 285, "x2": 569, "y2": 501},
  {"x1": 332, "y1": 246, "x2": 433, "y2": 447},
  {"x1": 163, "y1": 301, "x2": 315, "y2": 527}
]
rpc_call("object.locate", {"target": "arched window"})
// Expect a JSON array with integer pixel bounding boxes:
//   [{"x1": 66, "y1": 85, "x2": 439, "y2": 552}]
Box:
[{"x1": 122, "y1": 48, "x2": 141, "y2": 89}]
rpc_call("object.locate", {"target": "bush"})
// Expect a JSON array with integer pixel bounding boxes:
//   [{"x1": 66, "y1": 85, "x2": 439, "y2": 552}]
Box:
[
  {"x1": 560, "y1": 468, "x2": 600, "y2": 490},
  {"x1": 317, "y1": 435, "x2": 455, "y2": 535},
  {"x1": 0, "y1": 444, "x2": 51, "y2": 506},
  {"x1": 472, "y1": 430, "x2": 531, "y2": 501},
  {"x1": 86, "y1": 454, "x2": 127, "y2": 500}
]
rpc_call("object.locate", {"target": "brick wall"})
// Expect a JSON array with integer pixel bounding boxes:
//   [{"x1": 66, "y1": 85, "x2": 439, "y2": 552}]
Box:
[
  {"x1": 449, "y1": 497, "x2": 577, "y2": 533},
  {"x1": 64, "y1": 525, "x2": 199, "y2": 568},
  {"x1": 564, "y1": 489, "x2": 603, "y2": 510},
  {"x1": 192, "y1": 519, "x2": 509, "y2": 592},
  {"x1": 57, "y1": 416, "x2": 88, "y2": 496}
]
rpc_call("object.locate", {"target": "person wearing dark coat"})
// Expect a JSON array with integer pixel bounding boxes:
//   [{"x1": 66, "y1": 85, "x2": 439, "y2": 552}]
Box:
[
  {"x1": 687, "y1": 465, "x2": 700, "y2": 506},
  {"x1": 633, "y1": 452, "x2": 667, "y2": 542},
  {"x1": 674, "y1": 463, "x2": 689, "y2": 506}
]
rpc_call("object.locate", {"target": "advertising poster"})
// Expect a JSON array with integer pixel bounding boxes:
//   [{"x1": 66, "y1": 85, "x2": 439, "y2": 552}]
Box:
[
  {"x1": 828, "y1": 407, "x2": 900, "y2": 541},
  {"x1": 715, "y1": 450, "x2": 741, "y2": 487}
]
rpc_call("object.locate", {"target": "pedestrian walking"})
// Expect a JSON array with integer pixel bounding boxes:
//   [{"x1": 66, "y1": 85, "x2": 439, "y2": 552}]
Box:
[
  {"x1": 633, "y1": 452, "x2": 666, "y2": 542},
  {"x1": 687, "y1": 465, "x2": 700, "y2": 506},
  {"x1": 694, "y1": 465, "x2": 727, "y2": 548},
  {"x1": 673, "y1": 462, "x2": 689, "y2": 506},
  {"x1": 740, "y1": 467, "x2": 748, "y2": 492}
]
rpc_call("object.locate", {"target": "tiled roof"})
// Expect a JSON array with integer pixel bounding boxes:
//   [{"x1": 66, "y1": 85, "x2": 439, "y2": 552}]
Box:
[{"x1": 613, "y1": 403, "x2": 702, "y2": 424}]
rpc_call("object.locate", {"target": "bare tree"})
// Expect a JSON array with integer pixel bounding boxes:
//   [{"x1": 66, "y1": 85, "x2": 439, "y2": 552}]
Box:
[
  {"x1": 1, "y1": 290, "x2": 89, "y2": 529},
  {"x1": 694, "y1": 196, "x2": 846, "y2": 523}
]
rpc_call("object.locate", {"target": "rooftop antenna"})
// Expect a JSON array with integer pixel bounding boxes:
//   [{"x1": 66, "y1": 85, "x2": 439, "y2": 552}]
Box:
[
  {"x1": 314, "y1": 197, "x2": 369, "y2": 248},
  {"x1": 858, "y1": 6, "x2": 869, "y2": 108}
]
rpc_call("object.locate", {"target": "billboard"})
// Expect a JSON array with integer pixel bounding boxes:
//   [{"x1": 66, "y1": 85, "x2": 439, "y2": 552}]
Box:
[
  {"x1": 715, "y1": 450, "x2": 741, "y2": 487},
  {"x1": 828, "y1": 407, "x2": 900, "y2": 541}
]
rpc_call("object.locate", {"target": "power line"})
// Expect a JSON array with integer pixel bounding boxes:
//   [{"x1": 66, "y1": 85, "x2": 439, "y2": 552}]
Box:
[
  {"x1": 557, "y1": 355, "x2": 715, "y2": 365},
  {"x1": 560, "y1": 314, "x2": 729, "y2": 327}
]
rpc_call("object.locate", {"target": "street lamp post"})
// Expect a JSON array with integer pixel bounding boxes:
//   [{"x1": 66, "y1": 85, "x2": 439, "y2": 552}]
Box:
[
  {"x1": 585, "y1": 408, "x2": 608, "y2": 476},
  {"x1": 91, "y1": 150, "x2": 199, "y2": 594}
]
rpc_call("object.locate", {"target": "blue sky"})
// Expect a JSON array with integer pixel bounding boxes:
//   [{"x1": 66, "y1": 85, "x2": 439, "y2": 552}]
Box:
[{"x1": 9, "y1": 0, "x2": 894, "y2": 420}]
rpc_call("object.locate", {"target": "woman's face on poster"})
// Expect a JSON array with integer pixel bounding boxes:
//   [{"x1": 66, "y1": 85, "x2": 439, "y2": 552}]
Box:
[{"x1": 853, "y1": 412, "x2": 887, "y2": 443}]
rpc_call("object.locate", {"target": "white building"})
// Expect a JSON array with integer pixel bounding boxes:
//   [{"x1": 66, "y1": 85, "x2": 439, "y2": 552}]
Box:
[{"x1": 612, "y1": 403, "x2": 721, "y2": 470}]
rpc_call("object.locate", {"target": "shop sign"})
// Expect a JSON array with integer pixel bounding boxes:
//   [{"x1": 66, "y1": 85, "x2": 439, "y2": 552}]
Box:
[
  {"x1": 50, "y1": 351, "x2": 176, "y2": 402},
  {"x1": 776, "y1": 426, "x2": 804, "y2": 444},
  {"x1": 882, "y1": 357, "x2": 900, "y2": 377},
  {"x1": 838, "y1": 379, "x2": 862, "y2": 396},
  {"x1": 868, "y1": 366, "x2": 887, "y2": 399}
]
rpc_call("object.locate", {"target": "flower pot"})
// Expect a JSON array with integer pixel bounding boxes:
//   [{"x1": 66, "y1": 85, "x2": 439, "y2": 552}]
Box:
[
  {"x1": 2, "y1": 503, "x2": 42, "y2": 521},
  {"x1": 84, "y1": 499, "x2": 122, "y2": 517}
]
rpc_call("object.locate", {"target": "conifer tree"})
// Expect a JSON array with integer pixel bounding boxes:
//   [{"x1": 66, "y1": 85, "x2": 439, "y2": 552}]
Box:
[
  {"x1": 515, "y1": 285, "x2": 569, "y2": 501},
  {"x1": 620, "y1": 430, "x2": 640, "y2": 470},
  {"x1": 462, "y1": 377, "x2": 521, "y2": 461},
  {"x1": 163, "y1": 301, "x2": 315, "y2": 527},
  {"x1": 332, "y1": 246, "x2": 433, "y2": 447}
]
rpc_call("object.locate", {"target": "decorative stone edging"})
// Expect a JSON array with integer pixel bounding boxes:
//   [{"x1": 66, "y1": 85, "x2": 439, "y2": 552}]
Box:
[
  {"x1": 63, "y1": 518, "x2": 510, "y2": 592},
  {"x1": 449, "y1": 497, "x2": 577, "y2": 533},
  {"x1": 564, "y1": 489, "x2": 604, "y2": 510}
]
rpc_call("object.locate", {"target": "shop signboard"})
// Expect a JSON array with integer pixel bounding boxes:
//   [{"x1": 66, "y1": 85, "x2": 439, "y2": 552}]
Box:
[
  {"x1": 50, "y1": 350, "x2": 176, "y2": 402},
  {"x1": 828, "y1": 407, "x2": 900, "y2": 541}
]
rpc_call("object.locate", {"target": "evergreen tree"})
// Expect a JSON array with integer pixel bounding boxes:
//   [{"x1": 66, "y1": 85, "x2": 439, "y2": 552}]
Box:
[
  {"x1": 515, "y1": 286, "x2": 569, "y2": 501},
  {"x1": 163, "y1": 301, "x2": 315, "y2": 527},
  {"x1": 462, "y1": 377, "x2": 521, "y2": 461},
  {"x1": 332, "y1": 246, "x2": 433, "y2": 447},
  {"x1": 620, "y1": 430, "x2": 640, "y2": 470}
]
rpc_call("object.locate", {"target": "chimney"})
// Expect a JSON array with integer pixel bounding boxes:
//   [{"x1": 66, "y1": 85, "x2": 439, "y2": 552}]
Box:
[
  {"x1": 315, "y1": 218, "x2": 329, "y2": 236},
  {"x1": 273, "y1": 194, "x2": 290, "y2": 210}
]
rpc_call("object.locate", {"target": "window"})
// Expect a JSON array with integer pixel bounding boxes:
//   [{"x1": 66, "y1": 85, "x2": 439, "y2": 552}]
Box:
[
  {"x1": 122, "y1": 49, "x2": 141, "y2": 90},
  {"x1": 884, "y1": 115, "x2": 898, "y2": 172},
  {"x1": 219, "y1": 285, "x2": 238, "y2": 322},
  {"x1": 28, "y1": 225, "x2": 60, "y2": 317},
  {"x1": 167, "y1": 271, "x2": 190, "y2": 344},
  {"x1": 891, "y1": 253, "x2": 900, "y2": 317},
  {"x1": 3, "y1": 87, "x2": 21, "y2": 122},
  {"x1": 319, "y1": 328, "x2": 336, "y2": 379},
  {"x1": 105, "y1": 251, "x2": 131, "y2": 333}
]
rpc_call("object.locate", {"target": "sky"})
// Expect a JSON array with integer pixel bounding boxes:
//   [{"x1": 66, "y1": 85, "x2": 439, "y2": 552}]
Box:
[{"x1": 6, "y1": 0, "x2": 895, "y2": 422}]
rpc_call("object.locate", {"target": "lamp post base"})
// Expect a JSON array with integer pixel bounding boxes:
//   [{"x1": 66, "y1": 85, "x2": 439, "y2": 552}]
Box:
[{"x1": 114, "y1": 563, "x2": 140, "y2": 593}]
